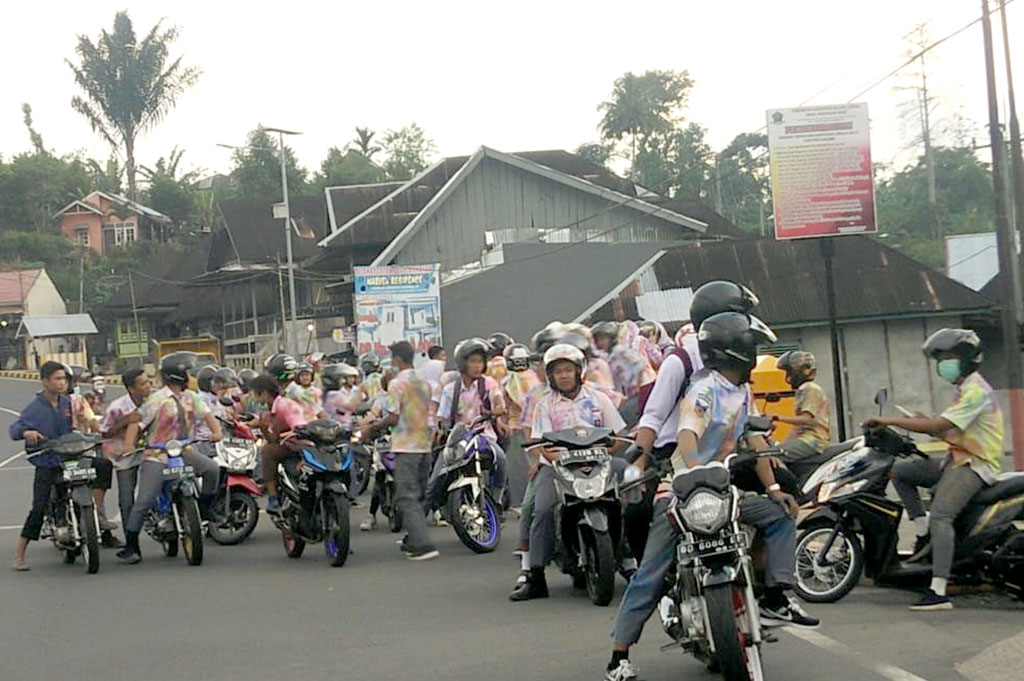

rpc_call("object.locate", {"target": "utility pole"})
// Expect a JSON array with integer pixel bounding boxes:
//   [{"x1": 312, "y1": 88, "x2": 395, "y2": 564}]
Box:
[
  {"x1": 265, "y1": 127, "x2": 302, "y2": 356},
  {"x1": 1000, "y1": 0, "x2": 1024, "y2": 284},
  {"x1": 78, "y1": 257, "x2": 85, "y2": 314},
  {"x1": 982, "y1": 0, "x2": 1024, "y2": 471},
  {"x1": 128, "y1": 270, "x2": 144, "y2": 369},
  {"x1": 919, "y1": 53, "x2": 938, "y2": 207}
]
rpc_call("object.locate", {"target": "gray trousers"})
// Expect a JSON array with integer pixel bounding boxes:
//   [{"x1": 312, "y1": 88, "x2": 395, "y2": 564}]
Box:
[
  {"x1": 890, "y1": 457, "x2": 985, "y2": 579},
  {"x1": 611, "y1": 495, "x2": 795, "y2": 647},
  {"x1": 528, "y1": 458, "x2": 628, "y2": 569},
  {"x1": 125, "y1": 451, "x2": 220, "y2": 534},
  {"x1": 116, "y1": 467, "x2": 140, "y2": 529},
  {"x1": 395, "y1": 453, "x2": 433, "y2": 550}
]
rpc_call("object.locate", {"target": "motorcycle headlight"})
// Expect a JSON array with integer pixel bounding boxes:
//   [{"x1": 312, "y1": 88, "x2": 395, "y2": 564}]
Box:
[
  {"x1": 571, "y1": 466, "x2": 610, "y2": 499},
  {"x1": 165, "y1": 440, "x2": 183, "y2": 457},
  {"x1": 444, "y1": 441, "x2": 467, "y2": 466},
  {"x1": 679, "y1": 491, "x2": 731, "y2": 534}
]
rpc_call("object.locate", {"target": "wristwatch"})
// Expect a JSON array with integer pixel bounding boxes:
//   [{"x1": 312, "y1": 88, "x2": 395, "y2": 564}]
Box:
[{"x1": 767, "y1": 483, "x2": 781, "y2": 493}]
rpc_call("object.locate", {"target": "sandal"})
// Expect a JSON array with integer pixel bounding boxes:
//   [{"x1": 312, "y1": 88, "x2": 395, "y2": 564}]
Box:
[{"x1": 11, "y1": 561, "x2": 30, "y2": 572}]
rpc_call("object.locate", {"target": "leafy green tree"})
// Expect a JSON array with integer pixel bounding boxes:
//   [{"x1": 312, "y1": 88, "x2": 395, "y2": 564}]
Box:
[
  {"x1": 140, "y1": 147, "x2": 200, "y2": 231},
  {"x1": 715, "y1": 132, "x2": 770, "y2": 233},
  {"x1": 574, "y1": 142, "x2": 613, "y2": 169},
  {"x1": 352, "y1": 127, "x2": 380, "y2": 161},
  {"x1": 67, "y1": 11, "x2": 201, "y2": 201},
  {"x1": 381, "y1": 123, "x2": 437, "y2": 180},
  {"x1": 229, "y1": 126, "x2": 308, "y2": 199},
  {"x1": 87, "y1": 157, "x2": 123, "y2": 195},
  {"x1": 632, "y1": 123, "x2": 713, "y2": 199},
  {"x1": 598, "y1": 70, "x2": 694, "y2": 176},
  {"x1": 312, "y1": 147, "x2": 384, "y2": 189},
  {"x1": 0, "y1": 152, "x2": 94, "y2": 233}
]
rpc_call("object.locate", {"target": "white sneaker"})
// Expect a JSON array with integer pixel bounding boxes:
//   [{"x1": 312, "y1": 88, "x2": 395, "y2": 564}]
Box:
[
  {"x1": 359, "y1": 516, "x2": 377, "y2": 531},
  {"x1": 604, "y1": 660, "x2": 639, "y2": 681}
]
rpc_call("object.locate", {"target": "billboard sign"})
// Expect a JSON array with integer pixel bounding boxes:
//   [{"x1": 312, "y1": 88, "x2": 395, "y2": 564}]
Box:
[
  {"x1": 353, "y1": 264, "x2": 441, "y2": 358},
  {"x1": 766, "y1": 103, "x2": 876, "y2": 239}
]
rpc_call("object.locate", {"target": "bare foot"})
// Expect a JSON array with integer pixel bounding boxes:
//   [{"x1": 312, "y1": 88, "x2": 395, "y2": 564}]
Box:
[{"x1": 11, "y1": 560, "x2": 30, "y2": 572}]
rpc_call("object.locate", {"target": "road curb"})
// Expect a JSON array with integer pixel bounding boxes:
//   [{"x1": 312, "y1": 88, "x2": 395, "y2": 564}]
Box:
[{"x1": 0, "y1": 371, "x2": 36, "y2": 380}]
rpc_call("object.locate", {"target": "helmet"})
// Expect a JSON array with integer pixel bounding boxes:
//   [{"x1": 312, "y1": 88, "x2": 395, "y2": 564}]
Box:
[
  {"x1": 690, "y1": 280, "x2": 759, "y2": 329},
  {"x1": 503, "y1": 343, "x2": 532, "y2": 372},
  {"x1": 296, "y1": 362, "x2": 314, "y2": 377},
  {"x1": 674, "y1": 322, "x2": 697, "y2": 348},
  {"x1": 455, "y1": 337, "x2": 493, "y2": 373},
  {"x1": 196, "y1": 365, "x2": 219, "y2": 393},
  {"x1": 591, "y1": 321, "x2": 621, "y2": 346},
  {"x1": 360, "y1": 353, "x2": 381, "y2": 374},
  {"x1": 321, "y1": 363, "x2": 359, "y2": 391},
  {"x1": 264, "y1": 353, "x2": 299, "y2": 383},
  {"x1": 487, "y1": 332, "x2": 514, "y2": 357},
  {"x1": 237, "y1": 368, "x2": 258, "y2": 391},
  {"x1": 563, "y1": 323, "x2": 593, "y2": 345},
  {"x1": 561, "y1": 331, "x2": 593, "y2": 359},
  {"x1": 775, "y1": 350, "x2": 816, "y2": 388},
  {"x1": 161, "y1": 351, "x2": 198, "y2": 387},
  {"x1": 922, "y1": 328, "x2": 982, "y2": 376},
  {"x1": 543, "y1": 343, "x2": 587, "y2": 395},
  {"x1": 638, "y1": 320, "x2": 661, "y2": 343},
  {"x1": 531, "y1": 322, "x2": 567, "y2": 357},
  {"x1": 213, "y1": 367, "x2": 238, "y2": 388},
  {"x1": 697, "y1": 312, "x2": 776, "y2": 381}
]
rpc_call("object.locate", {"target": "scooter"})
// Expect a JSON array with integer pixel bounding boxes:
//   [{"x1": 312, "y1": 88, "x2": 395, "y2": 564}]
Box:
[
  {"x1": 208, "y1": 418, "x2": 262, "y2": 545},
  {"x1": 142, "y1": 439, "x2": 207, "y2": 566},
  {"x1": 793, "y1": 388, "x2": 1024, "y2": 602}
]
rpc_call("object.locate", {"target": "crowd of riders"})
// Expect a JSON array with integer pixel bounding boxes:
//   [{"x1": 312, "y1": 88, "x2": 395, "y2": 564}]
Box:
[{"x1": 7, "y1": 278, "x2": 1005, "y2": 677}]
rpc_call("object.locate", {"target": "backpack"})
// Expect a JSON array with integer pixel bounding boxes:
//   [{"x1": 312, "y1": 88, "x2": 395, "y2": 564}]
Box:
[
  {"x1": 635, "y1": 347, "x2": 694, "y2": 419},
  {"x1": 448, "y1": 376, "x2": 490, "y2": 430}
]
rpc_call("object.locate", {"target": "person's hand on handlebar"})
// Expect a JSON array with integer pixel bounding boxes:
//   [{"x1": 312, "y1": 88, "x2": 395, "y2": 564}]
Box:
[{"x1": 23, "y1": 429, "x2": 44, "y2": 446}]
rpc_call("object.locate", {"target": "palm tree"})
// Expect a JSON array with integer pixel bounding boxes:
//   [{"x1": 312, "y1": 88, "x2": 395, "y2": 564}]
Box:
[
  {"x1": 67, "y1": 11, "x2": 201, "y2": 201},
  {"x1": 351, "y1": 126, "x2": 380, "y2": 160}
]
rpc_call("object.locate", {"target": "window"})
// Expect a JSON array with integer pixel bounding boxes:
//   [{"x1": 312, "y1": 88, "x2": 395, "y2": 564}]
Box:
[
  {"x1": 103, "y1": 220, "x2": 137, "y2": 246},
  {"x1": 75, "y1": 226, "x2": 90, "y2": 246}
]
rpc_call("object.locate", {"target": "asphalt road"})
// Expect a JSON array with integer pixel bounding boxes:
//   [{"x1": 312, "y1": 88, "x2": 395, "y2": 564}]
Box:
[{"x1": 0, "y1": 377, "x2": 1021, "y2": 681}]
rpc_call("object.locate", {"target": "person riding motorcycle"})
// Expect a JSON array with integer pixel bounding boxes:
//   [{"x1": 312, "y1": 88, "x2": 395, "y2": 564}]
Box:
[
  {"x1": 237, "y1": 368, "x2": 260, "y2": 421},
  {"x1": 773, "y1": 350, "x2": 831, "y2": 478},
  {"x1": 509, "y1": 343, "x2": 629, "y2": 601},
  {"x1": 863, "y1": 328, "x2": 1004, "y2": 611},
  {"x1": 592, "y1": 321, "x2": 655, "y2": 399},
  {"x1": 360, "y1": 353, "x2": 385, "y2": 402},
  {"x1": 322, "y1": 363, "x2": 361, "y2": 429},
  {"x1": 486, "y1": 332, "x2": 514, "y2": 382},
  {"x1": 117, "y1": 352, "x2": 222, "y2": 564},
  {"x1": 260, "y1": 353, "x2": 316, "y2": 514},
  {"x1": 603, "y1": 311, "x2": 817, "y2": 681}
]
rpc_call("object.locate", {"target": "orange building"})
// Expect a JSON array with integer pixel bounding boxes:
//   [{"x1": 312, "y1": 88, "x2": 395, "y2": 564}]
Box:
[{"x1": 53, "y1": 190, "x2": 171, "y2": 256}]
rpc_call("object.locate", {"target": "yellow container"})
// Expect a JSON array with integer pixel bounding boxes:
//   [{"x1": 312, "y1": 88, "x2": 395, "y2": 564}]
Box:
[{"x1": 750, "y1": 354, "x2": 796, "y2": 442}]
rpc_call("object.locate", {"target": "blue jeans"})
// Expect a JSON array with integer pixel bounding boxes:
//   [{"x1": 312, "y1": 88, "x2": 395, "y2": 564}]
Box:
[{"x1": 611, "y1": 495, "x2": 796, "y2": 647}]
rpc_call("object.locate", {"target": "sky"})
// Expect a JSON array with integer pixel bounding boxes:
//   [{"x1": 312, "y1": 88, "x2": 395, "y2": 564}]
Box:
[{"x1": 2, "y1": 0, "x2": 1022, "y2": 183}]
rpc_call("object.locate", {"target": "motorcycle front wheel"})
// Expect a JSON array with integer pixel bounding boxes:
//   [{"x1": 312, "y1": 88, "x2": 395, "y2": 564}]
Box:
[
  {"x1": 582, "y1": 530, "x2": 615, "y2": 606},
  {"x1": 209, "y1": 492, "x2": 260, "y2": 545},
  {"x1": 384, "y1": 481, "x2": 402, "y2": 533},
  {"x1": 324, "y1": 492, "x2": 351, "y2": 567},
  {"x1": 705, "y1": 584, "x2": 761, "y2": 681},
  {"x1": 794, "y1": 521, "x2": 864, "y2": 603},
  {"x1": 78, "y1": 504, "x2": 100, "y2": 574},
  {"x1": 178, "y1": 498, "x2": 204, "y2": 566},
  {"x1": 447, "y1": 487, "x2": 501, "y2": 554}
]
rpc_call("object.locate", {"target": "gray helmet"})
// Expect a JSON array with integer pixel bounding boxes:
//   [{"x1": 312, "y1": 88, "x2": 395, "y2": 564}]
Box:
[
  {"x1": 454, "y1": 337, "x2": 492, "y2": 373},
  {"x1": 160, "y1": 351, "x2": 198, "y2": 387},
  {"x1": 321, "y1": 363, "x2": 359, "y2": 391},
  {"x1": 503, "y1": 343, "x2": 532, "y2": 372},
  {"x1": 264, "y1": 353, "x2": 299, "y2": 383},
  {"x1": 531, "y1": 322, "x2": 567, "y2": 358},
  {"x1": 196, "y1": 365, "x2": 219, "y2": 393},
  {"x1": 359, "y1": 353, "x2": 381, "y2": 374},
  {"x1": 213, "y1": 366, "x2": 238, "y2": 388},
  {"x1": 775, "y1": 350, "x2": 816, "y2": 388},
  {"x1": 591, "y1": 321, "x2": 621, "y2": 347},
  {"x1": 237, "y1": 368, "x2": 258, "y2": 391},
  {"x1": 923, "y1": 328, "x2": 982, "y2": 375}
]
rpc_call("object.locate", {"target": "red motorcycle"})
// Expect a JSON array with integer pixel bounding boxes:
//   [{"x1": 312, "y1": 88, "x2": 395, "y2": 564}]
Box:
[{"x1": 208, "y1": 418, "x2": 263, "y2": 545}]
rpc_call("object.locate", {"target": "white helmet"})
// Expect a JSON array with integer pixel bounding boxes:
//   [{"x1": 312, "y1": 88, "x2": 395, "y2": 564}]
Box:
[{"x1": 543, "y1": 343, "x2": 587, "y2": 377}]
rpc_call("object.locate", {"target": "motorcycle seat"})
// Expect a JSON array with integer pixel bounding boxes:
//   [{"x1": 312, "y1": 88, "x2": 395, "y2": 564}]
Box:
[
  {"x1": 791, "y1": 441, "x2": 854, "y2": 469},
  {"x1": 972, "y1": 472, "x2": 1024, "y2": 505}
]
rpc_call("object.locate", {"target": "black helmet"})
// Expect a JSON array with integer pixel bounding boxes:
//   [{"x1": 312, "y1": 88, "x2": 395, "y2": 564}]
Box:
[
  {"x1": 698, "y1": 312, "x2": 776, "y2": 382},
  {"x1": 923, "y1": 328, "x2": 982, "y2": 375},
  {"x1": 360, "y1": 353, "x2": 381, "y2": 374},
  {"x1": 775, "y1": 350, "x2": 816, "y2": 388},
  {"x1": 264, "y1": 353, "x2": 299, "y2": 383},
  {"x1": 237, "y1": 368, "x2": 258, "y2": 391},
  {"x1": 591, "y1": 321, "x2": 620, "y2": 346},
  {"x1": 690, "y1": 280, "x2": 759, "y2": 330},
  {"x1": 454, "y1": 337, "x2": 492, "y2": 373},
  {"x1": 196, "y1": 365, "x2": 219, "y2": 393},
  {"x1": 321, "y1": 363, "x2": 359, "y2": 391},
  {"x1": 487, "y1": 332, "x2": 514, "y2": 357},
  {"x1": 503, "y1": 343, "x2": 532, "y2": 372},
  {"x1": 161, "y1": 351, "x2": 198, "y2": 387},
  {"x1": 214, "y1": 367, "x2": 238, "y2": 388},
  {"x1": 531, "y1": 322, "x2": 567, "y2": 357}
]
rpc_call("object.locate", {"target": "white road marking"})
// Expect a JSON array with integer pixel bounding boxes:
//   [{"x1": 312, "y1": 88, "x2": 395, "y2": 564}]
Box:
[
  {"x1": 0, "y1": 525, "x2": 23, "y2": 531},
  {"x1": 0, "y1": 406, "x2": 20, "y2": 416},
  {"x1": 0, "y1": 451, "x2": 25, "y2": 468},
  {"x1": 0, "y1": 465, "x2": 31, "y2": 472},
  {"x1": 786, "y1": 627, "x2": 931, "y2": 681}
]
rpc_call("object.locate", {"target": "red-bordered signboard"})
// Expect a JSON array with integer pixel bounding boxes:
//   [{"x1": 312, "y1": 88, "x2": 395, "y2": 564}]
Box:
[{"x1": 766, "y1": 103, "x2": 876, "y2": 240}]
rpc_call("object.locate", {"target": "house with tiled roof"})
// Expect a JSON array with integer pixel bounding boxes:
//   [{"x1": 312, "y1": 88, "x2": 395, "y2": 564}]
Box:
[{"x1": 53, "y1": 190, "x2": 172, "y2": 255}]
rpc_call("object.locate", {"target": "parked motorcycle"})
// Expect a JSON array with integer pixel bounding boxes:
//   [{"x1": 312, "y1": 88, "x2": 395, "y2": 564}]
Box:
[
  {"x1": 29, "y1": 433, "x2": 103, "y2": 574},
  {"x1": 526, "y1": 426, "x2": 626, "y2": 606},
  {"x1": 430, "y1": 418, "x2": 502, "y2": 553},
  {"x1": 208, "y1": 419, "x2": 262, "y2": 545},
  {"x1": 142, "y1": 439, "x2": 206, "y2": 566},
  {"x1": 273, "y1": 419, "x2": 352, "y2": 567},
  {"x1": 370, "y1": 438, "x2": 401, "y2": 533},
  {"x1": 793, "y1": 388, "x2": 1024, "y2": 602}
]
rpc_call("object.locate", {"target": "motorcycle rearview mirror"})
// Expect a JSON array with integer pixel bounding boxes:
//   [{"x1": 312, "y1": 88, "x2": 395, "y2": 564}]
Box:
[
  {"x1": 764, "y1": 392, "x2": 781, "y2": 403},
  {"x1": 746, "y1": 415, "x2": 774, "y2": 433},
  {"x1": 874, "y1": 388, "x2": 889, "y2": 416}
]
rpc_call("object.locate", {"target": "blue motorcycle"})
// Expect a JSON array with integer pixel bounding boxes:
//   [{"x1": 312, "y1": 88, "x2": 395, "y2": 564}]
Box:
[
  {"x1": 143, "y1": 439, "x2": 205, "y2": 566},
  {"x1": 274, "y1": 419, "x2": 353, "y2": 567}
]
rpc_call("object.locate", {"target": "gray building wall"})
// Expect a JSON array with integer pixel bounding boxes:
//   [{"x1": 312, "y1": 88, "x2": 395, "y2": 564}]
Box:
[{"x1": 394, "y1": 156, "x2": 692, "y2": 271}]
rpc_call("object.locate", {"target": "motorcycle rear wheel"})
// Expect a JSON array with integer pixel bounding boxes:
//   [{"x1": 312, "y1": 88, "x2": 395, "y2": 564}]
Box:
[
  {"x1": 283, "y1": 531, "x2": 306, "y2": 558},
  {"x1": 705, "y1": 584, "x2": 757, "y2": 681},
  {"x1": 324, "y1": 492, "x2": 351, "y2": 567},
  {"x1": 209, "y1": 492, "x2": 260, "y2": 545},
  {"x1": 385, "y1": 482, "x2": 402, "y2": 533},
  {"x1": 79, "y1": 504, "x2": 100, "y2": 574},
  {"x1": 794, "y1": 521, "x2": 864, "y2": 603},
  {"x1": 583, "y1": 530, "x2": 616, "y2": 606},
  {"x1": 179, "y1": 498, "x2": 204, "y2": 566},
  {"x1": 447, "y1": 487, "x2": 501, "y2": 554}
]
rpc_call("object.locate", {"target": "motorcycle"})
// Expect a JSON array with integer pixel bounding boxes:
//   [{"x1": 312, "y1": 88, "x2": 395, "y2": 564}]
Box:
[
  {"x1": 29, "y1": 433, "x2": 103, "y2": 574},
  {"x1": 142, "y1": 439, "x2": 206, "y2": 566},
  {"x1": 793, "y1": 388, "x2": 1024, "y2": 603},
  {"x1": 273, "y1": 418, "x2": 352, "y2": 567},
  {"x1": 526, "y1": 426, "x2": 627, "y2": 606},
  {"x1": 369, "y1": 435, "x2": 401, "y2": 533},
  {"x1": 430, "y1": 418, "x2": 502, "y2": 553},
  {"x1": 208, "y1": 418, "x2": 262, "y2": 545}
]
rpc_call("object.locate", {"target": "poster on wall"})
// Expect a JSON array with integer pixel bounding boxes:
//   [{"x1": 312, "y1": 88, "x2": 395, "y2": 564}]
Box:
[
  {"x1": 353, "y1": 264, "x2": 442, "y2": 360},
  {"x1": 766, "y1": 102, "x2": 876, "y2": 239}
]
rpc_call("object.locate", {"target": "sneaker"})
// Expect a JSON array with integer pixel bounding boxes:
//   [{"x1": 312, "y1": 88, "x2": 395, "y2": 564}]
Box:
[
  {"x1": 406, "y1": 545, "x2": 440, "y2": 561},
  {"x1": 759, "y1": 595, "x2": 820, "y2": 629},
  {"x1": 359, "y1": 516, "x2": 377, "y2": 532},
  {"x1": 910, "y1": 589, "x2": 952, "y2": 611},
  {"x1": 100, "y1": 530, "x2": 124, "y2": 549},
  {"x1": 266, "y1": 496, "x2": 281, "y2": 515},
  {"x1": 605, "y1": 659, "x2": 639, "y2": 681},
  {"x1": 433, "y1": 510, "x2": 450, "y2": 528},
  {"x1": 397, "y1": 534, "x2": 411, "y2": 554},
  {"x1": 906, "y1": 535, "x2": 932, "y2": 563},
  {"x1": 618, "y1": 557, "x2": 638, "y2": 581},
  {"x1": 99, "y1": 518, "x2": 118, "y2": 532},
  {"x1": 116, "y1": 547, "x2": 141, "y2": 565},
  {"x1": 509, "y1": 568, "x2": 549, "y2": 601}
]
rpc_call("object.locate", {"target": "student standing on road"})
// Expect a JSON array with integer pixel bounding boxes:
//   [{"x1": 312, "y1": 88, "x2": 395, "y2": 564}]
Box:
[
  {"x1": 359, "y1": 341, "x2": 439, "y2": 561},
  {"x1": 9, "y1": 361, "x2": 115, "y2": 571}
]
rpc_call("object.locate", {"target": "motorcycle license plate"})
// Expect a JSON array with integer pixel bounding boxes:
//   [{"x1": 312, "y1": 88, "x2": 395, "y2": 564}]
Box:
[
  {"x1": 62, "y1": 463, "x2": 96, "y2": 482},
  {"x1": 163, "y1": 465, "x2": 194, "y2": 479},
  {"x1": 560, "y1": 447, "x2": 609, "y2": 464},
  {"x1": 225, "y1": 437, "x2": 252, "y2": 447},
  {"x1": 678, "y1": 532, "x2": 747, "y2": 557}
]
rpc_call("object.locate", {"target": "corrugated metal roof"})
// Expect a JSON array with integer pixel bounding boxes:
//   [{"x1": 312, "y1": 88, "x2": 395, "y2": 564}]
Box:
[{"x1": 18, "y1": 314, "x2": 98, "y2": 338}]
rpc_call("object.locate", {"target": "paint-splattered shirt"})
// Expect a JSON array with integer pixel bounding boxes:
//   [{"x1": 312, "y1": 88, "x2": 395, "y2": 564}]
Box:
[
  {"x1": 941, "y1": 372, "x2": 1004, "y2": 485},
  {"x1": 382, "y1": 368, "x2": 432, "y2": 453}
]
